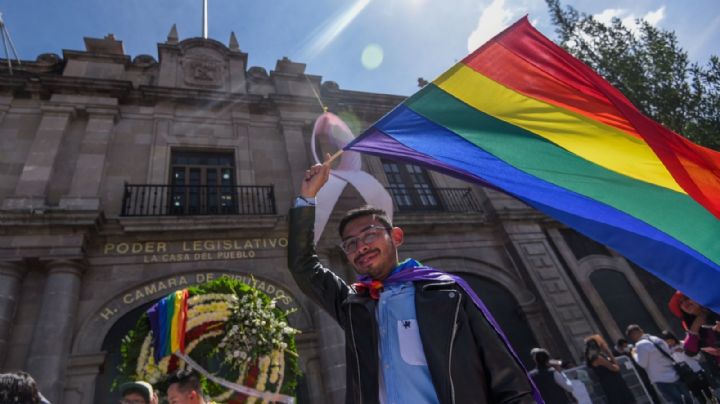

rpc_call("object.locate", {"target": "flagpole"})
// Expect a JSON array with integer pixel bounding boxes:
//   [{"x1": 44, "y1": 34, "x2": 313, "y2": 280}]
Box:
[
  {"x1": 202, "y1": 0, "x2": 208, "y2": 39},
  {"x1": 326, "y1": 149, "x2": 343, "y2": 164}
]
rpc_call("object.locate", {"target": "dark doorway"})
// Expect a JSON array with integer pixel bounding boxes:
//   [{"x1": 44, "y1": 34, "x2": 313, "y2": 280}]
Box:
[{"x1": 590, "y1": 269, "x2": 660, "y2": 336}]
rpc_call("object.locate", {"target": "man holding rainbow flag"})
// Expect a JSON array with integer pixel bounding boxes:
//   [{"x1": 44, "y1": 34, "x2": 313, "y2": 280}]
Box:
[{"x1": 287, "y1": 157, "x2": 538, "y2": 404}]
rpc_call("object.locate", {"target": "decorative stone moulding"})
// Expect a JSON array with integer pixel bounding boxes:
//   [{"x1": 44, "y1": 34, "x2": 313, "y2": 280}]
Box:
[
  {"x1": 132, "y1": 54, "x2": 157, "y2": 67},
  {"x1": 36, "y1": 53, "x2": 61, "y2": 66}
]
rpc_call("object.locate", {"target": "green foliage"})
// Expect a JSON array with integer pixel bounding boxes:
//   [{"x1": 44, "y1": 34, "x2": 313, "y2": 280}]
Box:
[
  {"x1": 545, "y1": 0, "x2": 720, "y2": 150},
  {"x1": 115, "y1": 316, "x2": 151, "y2": 390}
]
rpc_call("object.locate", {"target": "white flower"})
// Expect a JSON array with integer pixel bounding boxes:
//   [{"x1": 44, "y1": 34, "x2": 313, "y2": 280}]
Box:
[{"x1": 233, "y1": 350, "x2": 240, "y2": 358}]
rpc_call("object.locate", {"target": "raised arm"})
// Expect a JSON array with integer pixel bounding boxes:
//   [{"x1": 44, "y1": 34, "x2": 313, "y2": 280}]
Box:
[{"x1": 287, "y1": 157, "x2": 353, "y2": 325}]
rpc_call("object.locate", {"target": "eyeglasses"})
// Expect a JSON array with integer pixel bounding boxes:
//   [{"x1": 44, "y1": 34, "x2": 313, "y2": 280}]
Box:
[{"x1": 340, "y1": 225, "x2": 388, "y2": 254}]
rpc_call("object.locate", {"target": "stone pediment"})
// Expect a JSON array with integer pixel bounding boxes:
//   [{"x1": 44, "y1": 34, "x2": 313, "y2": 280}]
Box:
[{"x1": 157, "y1": 37, "x2": 248, "y2": 92}]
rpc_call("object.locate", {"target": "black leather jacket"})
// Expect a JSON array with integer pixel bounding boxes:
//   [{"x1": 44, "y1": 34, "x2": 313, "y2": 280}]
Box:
[{"x1": 288, "y1": 207, "x2": 535, "y2": 404}]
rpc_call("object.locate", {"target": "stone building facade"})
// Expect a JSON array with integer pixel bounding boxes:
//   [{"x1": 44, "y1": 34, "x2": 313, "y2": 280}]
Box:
[{"x1": 0, "y1": 30, "x2": 681, "y2": 403}]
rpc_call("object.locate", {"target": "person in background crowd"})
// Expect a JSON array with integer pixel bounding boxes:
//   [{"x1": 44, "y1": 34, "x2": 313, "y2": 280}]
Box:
[
  {"x1": 120, "y1": 380, "x2": 159, "y2": 404},
  {"x1": 614, "y1": 338, "x2": 631, "y2": 356},
  {"x1": 614, "y1": 337, "x2": 661, "y2": 403},
  {"x1": 661, "y1": 330, "x2": 716, "y2": 403},
  {"x1": 528, "y1": 348, "x2": 576, "y2": 404},
  {"x1": 627, "y1": 324, "x2": 692, "y2": 404},
  {"x1": 166, "y1": 371, "x2": 208, "y2": 404},
  {"x1": 669, "y1": 291, "x2": 720, "y2": 399},
  {"x1": 584, "y1": 335, "x2": 635, "y2": 403},
  {"x1": 669, "y1": 292, "x2": 720, "y2": 366},
  {"x1": 0, "y1": 371, "x2": 41, "y2": 404}
]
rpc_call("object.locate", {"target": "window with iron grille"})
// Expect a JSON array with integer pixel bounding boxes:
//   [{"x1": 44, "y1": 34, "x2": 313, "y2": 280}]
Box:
[
  {"x1": 169, "y1": 150, "x2": 236, "y2": 215},
  {"x1": 382, "y1": 159, "x2": 440, "y2": 210}
]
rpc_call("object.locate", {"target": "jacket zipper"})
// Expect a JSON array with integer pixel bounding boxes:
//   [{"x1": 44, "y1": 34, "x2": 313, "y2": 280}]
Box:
[
  {"x1": 448, "y1": 294, "x2": 462, "y2": 404},
  {"x1": 348, "y1": 306, "x2": 363, "y2": 403}
]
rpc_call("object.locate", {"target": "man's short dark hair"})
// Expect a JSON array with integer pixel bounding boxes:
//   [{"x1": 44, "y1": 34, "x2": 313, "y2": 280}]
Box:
[
  {"x1": 625, "y1": 324, "x2": 643, "y2": 336},
  {"x1": 167, "y1": 370, "x2": 202, "y2": 394},
  {"x1": 530, "y1": 348, "x2": 550, "y2": 367},
  {"x1": 616, "y1": 338, "x2": 628, "y2": 346},
  {"x1": 660, "y1": 330, "x2": 679, "y2": 343},
  {"x1": 338, "y1": 206, "x2": 392, "y2": 237}
]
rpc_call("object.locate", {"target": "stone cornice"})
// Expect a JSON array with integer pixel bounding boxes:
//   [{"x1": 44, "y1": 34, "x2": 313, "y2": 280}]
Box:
[
  {"x1": 138, "y1": 85, "x2": 263, "y2": 104},
  {"x1": 62, "y1": 49, "x2": 132, "y2": 66},
  {"x1": 117, "y1": 215, "x2": 283, "y2": 233},
  {"x1": 321, "y1": 88, "x2": 406, "y2": 118},
  {"x1": 44, "y1": 258, "x2": 88, "y2": 275},
  {"x1": 390, "y1": 211, "x2": 488, "y2": 230},
  {"x1": 39, "y1": 76, "x2": 133, "y2": 98},
  {"x1": 494, "y1": 207, "x2": 554, "y2": 223},
  {"x1": 0, "y1": 210, "x2": 103, "y2": 229}
]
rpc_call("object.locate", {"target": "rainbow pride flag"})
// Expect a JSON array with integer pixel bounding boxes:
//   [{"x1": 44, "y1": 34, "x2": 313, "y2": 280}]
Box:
[
  {"x1": 147, "y1": 289, "x2": 189, "y2": 361},
  {"x1": 346, "y1": 17, "x2": 720, "y2": 312}
]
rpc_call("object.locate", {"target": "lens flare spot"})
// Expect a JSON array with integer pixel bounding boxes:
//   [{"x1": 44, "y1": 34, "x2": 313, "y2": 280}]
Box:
[{"x1": 361, "y1": 44, "x2": 384, "y2": 70}]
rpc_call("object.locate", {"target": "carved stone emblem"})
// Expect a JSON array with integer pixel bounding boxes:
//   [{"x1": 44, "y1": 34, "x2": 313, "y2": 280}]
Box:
[{"x1": 182, "y1": 56, "x2": 225, "y2": 88}]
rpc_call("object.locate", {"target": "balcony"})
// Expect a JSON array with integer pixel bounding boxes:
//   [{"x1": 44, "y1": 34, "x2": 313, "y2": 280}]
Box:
[
  {"x1": 121, "y1": 184, "x2": 276, "y2": 216},
  {"x1": 387, "y1": 187, "x2": 483, "y2": 213}
]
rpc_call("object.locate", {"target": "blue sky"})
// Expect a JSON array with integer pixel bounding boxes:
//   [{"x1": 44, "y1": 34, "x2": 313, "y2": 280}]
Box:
[{"x1": 2, "y1": 0, "x2": 718, "y2": 96}]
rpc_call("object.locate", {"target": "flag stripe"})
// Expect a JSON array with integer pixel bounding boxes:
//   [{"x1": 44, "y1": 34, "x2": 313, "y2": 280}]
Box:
[
  {"x1": 349, "y1": 125, "x2": 720, "y2": 311},
  {"x1": 480, "y1": 17, "x2": 720, "y2": 218},
  {"x1": 464, "y1": 42, "x2": 640, "y2": 140},
  {"x1": 401, "y1": 88, "x2": 720, "y2": 265},
  {"x1": 433, "y1": 64, "x2": 684, "y2": 193}
]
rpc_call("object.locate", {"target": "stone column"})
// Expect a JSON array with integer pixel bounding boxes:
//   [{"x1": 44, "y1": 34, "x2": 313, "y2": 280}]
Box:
[
  {"x1": 231, "y1": 109, "x2": 254, "y2": 185},
  {"x1": 2, "y1": 104, "x2": 75, "y2": 210},
  {"x1": 26, "y1": 260, "x2": 85, "y2": 403},
  {"x1": 60, "y1": 104, "x2": 118, "y2": 210},
  {"x1": 504, "y1": 222, "x2": 600, "y2": 360},
  {"x1": 312, "y1": 307, "x2": 346, "y2": 403},
  {"x1": 280, "y1": 121, "x2": 309, "y2": 197},
  {"x1": 0, "y1": 261, "x2": 26, "y2": 368},
  {"x1": 62, "y1": 352, "x2": 106, "y2": 404}
]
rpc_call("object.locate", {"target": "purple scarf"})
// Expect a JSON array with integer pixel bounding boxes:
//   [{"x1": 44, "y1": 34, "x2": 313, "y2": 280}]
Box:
[{"x1": 356, "y1": 266, "x2": 545, "y2": 404}]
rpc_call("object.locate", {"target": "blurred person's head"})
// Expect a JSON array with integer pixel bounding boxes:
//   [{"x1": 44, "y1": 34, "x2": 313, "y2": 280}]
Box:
[
  {"x1": 166, "y1": 371, "x2": 205, "y2": 404},
  {"x1": 120, "y1": 380, "x2": 158, "y2": 404},
  {"x1": 626, "y1": 324, "x2": 644, "y2": 342},
  {"x1": 660, "y1": 330, "x2": 680, "y2": 347},
  {"x1": 584, "y1": 334, "x2": 609, "y2": 351},
  {"x1": 0, "y1": 372, "x2": 40, "y2": 404},
  {"x1": 615, "y1": 338, "x2": 629, "y2": 352},
  {"x1": 668, "y1": 291, "x2": 716, "y2": 330},
  {"x1": 530, "y1": 348, "x2": 551, "y2": 368}
]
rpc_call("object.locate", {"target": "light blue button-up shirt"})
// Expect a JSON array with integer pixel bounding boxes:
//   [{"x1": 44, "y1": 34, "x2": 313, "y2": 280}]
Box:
[{"x1": 377, "y1": 259, "x2": 439, "y2": 404}]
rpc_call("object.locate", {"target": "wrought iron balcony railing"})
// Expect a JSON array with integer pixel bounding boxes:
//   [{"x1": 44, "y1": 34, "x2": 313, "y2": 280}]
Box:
[
  {"x1": 121, "y1": 184, "x2": 276, "y2": 216},
  {"x1": 387, "y1": 187, "x2": 483, "y2": 213}
]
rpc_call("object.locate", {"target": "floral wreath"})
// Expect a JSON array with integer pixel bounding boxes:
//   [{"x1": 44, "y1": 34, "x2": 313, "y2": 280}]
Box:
[{"x1": 116, "y1": 277, "x2": 301, "y2": 403}]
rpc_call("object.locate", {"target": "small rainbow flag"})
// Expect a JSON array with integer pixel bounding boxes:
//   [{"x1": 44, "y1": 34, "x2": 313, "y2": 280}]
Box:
[
  {"x1": 147, "y1": 289, "x2": 189, "y2": 361},
  {"x1": 346, "y1": 17, "x2": 720, "y2": 312}
]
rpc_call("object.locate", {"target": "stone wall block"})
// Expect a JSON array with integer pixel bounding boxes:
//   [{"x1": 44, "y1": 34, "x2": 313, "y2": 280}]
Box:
[{"x1": 0, "y1": 261, "x2": 27, "y2": 369}]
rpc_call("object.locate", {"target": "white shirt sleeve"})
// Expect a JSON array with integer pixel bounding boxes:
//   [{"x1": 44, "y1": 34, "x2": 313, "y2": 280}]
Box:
[
  {"x1": 634, "y1": 342, "x2": 650, "y2": 370},
  {"x1": 553, "y1": 370, "x2": 575, "y2": 393}
]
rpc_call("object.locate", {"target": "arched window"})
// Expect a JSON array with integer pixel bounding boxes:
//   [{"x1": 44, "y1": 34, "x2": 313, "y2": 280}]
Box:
[
  {"x1": 590, "y1": 269, "x2": 660, "y2": 335},
  {"x1": 459, "y1": 274, "x2": 539, "y2": 367}
]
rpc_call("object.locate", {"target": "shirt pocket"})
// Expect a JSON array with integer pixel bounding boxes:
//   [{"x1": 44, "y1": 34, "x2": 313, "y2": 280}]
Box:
[{"x1": 397, "y1": 319, "x2": 428, "y2": 366}]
